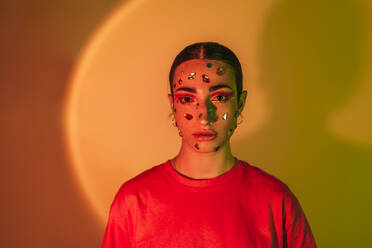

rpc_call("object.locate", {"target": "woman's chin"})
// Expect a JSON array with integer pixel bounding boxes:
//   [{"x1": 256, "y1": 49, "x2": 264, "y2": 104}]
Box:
[{"x1": 190, "y1": 142, "x2": 224, "y2": 153}]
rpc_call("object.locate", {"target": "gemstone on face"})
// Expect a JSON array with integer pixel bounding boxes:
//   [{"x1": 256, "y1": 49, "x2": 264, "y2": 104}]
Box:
[
  {"x1": 194, "y1": 143, "x2": 199, "y2": 150},
  {"x1": 234, "y1": 111, "x2": 239, "y2": 118},
  {"x1": 214, "y1": 146, "x2": 220, "y2": 152},
  {"x1": 202, "y1": 74, "x2": 210, "y2": 83},
  {"x1": 188, "y1": 72, "x2": 196, "y2": 80},
  {"x1": 222, "y1": 113, "x2": 228, "y2": 120},
  {"x1": 206, "y1": 63, "x2": 212, "y2": 68},
  {"x1": 198, "y1": 113, "x2": 202, "y2": 118},
  {"x1": 216, "y1": 66, "x2": 225, "y2": 76},
  {"x1": 174, "y1": 108, "x2": 176, "y2": 113},
  {"x1": 184, "y1": 113, "x2": 193, "y2": 120},
  {"x1": 178, "y1": 79, "x2": 182, "y2": 85}
]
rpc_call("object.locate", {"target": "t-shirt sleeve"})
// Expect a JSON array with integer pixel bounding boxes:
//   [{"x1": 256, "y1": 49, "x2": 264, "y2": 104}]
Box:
[
  {"x1": 101, "y1": 186, "x2": 134, "y2": 248},
  {"x1": 282, "y1": 185, "x2": 317, "y2": 248}
]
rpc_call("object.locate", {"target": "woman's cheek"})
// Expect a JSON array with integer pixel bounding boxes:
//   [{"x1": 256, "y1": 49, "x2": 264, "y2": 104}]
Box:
[
  {"x1": 218, "y1": 107, "x2": 237, "y2": 138},
  {"x1": 175, "y1": 106, "x2": 195, "y2": 127}
]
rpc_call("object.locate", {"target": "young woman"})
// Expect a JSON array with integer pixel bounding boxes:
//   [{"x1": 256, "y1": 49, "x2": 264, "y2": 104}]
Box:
[{"x1": 101, "y1": 42, "x2": 316, "y2": 247}]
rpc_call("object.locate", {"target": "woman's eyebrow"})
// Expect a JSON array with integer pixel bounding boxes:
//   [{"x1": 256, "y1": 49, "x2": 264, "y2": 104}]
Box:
[
  {"x1": 209, "y1": 84, "x2": 232, "y2": 92},
  {"x1": 175, "y1": 87, "x2": 196, "y2": 93},
  {"x1": 175, "y1": 84, "x2": 232, "y2": 93}
]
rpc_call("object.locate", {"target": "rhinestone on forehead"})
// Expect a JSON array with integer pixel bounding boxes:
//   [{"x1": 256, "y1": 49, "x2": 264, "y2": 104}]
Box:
[
  {"x1": 207, "y1": 63, "x2": 212, "y2": 68},
  {"x1": 216, "y1": 66, "x2": 225, "y2": 76},
  {"x1": 222, "y1": 113, "x2": 228, "y2": 120},
  {"x1": 188, "y1": 72, "x2": 196, "y2": 80},
  {"x1": 202, "y1": 74, "x2": 210, "y2": 83}
]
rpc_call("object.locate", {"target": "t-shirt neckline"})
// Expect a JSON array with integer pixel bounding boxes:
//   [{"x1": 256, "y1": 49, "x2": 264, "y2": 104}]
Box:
[{"x1": 163, "y1": 157, "x2": 241, "y2": 187}]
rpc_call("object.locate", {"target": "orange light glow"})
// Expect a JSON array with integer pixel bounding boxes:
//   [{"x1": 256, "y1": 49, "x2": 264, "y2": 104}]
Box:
[{"x1": 63, "y1": 0, "x2": 274, "y2": 224}]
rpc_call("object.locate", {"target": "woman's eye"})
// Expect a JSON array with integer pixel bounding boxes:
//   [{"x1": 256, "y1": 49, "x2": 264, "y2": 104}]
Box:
[
  {"x1": 178, "y1": 96, "x2": 194, "y2": 104},
  {"x1": 212, "y1": 94, "x2": 230, "y2": 102}
]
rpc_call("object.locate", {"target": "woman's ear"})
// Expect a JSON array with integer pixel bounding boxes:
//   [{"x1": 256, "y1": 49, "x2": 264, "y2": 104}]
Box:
[
  {"x1": 238, "y1": 90, "x2": 247, "y2": 113},
  {"x1": 168, "y1": 93, "x2": 174, "y2": 111}
]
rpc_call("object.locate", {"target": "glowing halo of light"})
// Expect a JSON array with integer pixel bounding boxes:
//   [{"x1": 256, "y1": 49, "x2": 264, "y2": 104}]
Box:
[
  {"x1": 63, "y1": 0, "x2": 149, "y2": 224},
  {"x1": 63, "y1": 0, "x2": 272, "y2": 224}
]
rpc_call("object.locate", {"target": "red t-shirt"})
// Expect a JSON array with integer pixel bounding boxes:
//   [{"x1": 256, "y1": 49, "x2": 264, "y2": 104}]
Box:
[{"x1": 101, "y1": 159, "x2": 316, "y2": 247}]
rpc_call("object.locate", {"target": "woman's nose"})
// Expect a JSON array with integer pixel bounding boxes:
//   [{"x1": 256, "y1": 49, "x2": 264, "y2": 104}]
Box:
[{"x1": 199, "y1": 99, "x2": 218, "y2": 124}]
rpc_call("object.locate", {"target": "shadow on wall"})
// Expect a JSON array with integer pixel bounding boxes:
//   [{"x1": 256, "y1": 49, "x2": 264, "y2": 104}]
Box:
[
  {"x1": 0, "y1": 0, "x2": 122, "y2": 247},
  {"x1": 234, "y1": 0, "x2": 372, "y2": 247}
]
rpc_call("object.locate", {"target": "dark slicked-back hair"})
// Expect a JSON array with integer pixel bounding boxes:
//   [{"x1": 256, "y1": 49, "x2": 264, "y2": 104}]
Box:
[{"x1": 169, "y1": 42, "x2": 243, "y2": 101}]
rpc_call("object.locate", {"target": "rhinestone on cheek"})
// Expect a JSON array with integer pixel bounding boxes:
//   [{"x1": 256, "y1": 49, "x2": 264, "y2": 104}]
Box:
[
  {"x1": 214, "y1": 146, "x2": 220, "y2": 152},
  {"x1": 194, "y1": 143, "x2": 199, "y2": 150},
  {"x1": 222, "y1": 113, "x2": 228, "y2": 120},
  {"x1": 198, "y1": 113, "x2": 202, "y2": 118},
  {"x1": 184, "y1": 113, "x2": 193, "y2": 120},
  {"x1": 207, "y1": 63, "x2": 212, "y2": 68}
]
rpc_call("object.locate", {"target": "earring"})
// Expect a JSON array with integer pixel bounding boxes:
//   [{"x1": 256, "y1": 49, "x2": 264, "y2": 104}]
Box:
[
  {"x1": 237, "y1": 114, "x2": 243, "y2": 125},
  {"x1": 234, "y1": 111, "x2": 243, "y2": 125},
  {"x1": 172, "y1": 115, "x2": 178, "y2": 127}
]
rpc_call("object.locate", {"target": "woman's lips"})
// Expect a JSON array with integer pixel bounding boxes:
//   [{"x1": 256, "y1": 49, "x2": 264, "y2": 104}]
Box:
[{"x1": 192, "y1": 132, "x2": 217, "y2": 141}]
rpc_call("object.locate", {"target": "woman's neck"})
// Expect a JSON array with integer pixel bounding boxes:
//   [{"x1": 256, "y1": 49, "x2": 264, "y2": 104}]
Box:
[{"x1": 171, "y1": 141, "x2": 236, "y2": 179}]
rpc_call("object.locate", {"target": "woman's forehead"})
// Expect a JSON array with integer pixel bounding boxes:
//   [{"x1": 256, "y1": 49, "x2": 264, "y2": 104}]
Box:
[{"x1": 173, "y1": 59, "x2": 236, "y2": 90}]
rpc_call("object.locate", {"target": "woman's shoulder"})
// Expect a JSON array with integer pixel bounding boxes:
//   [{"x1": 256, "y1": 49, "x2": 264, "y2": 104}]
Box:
[
  {"x1": 113, "y1": 160, "x2": 168, "y2": 199},
  {"x1": 239, "y1": 159, "x2": 292, "y2": 196}
]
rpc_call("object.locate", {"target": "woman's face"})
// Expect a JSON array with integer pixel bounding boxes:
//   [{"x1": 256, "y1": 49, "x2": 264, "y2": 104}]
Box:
[{"x1": 169, "y1": 59, "x2": 244, "y2": 153}]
